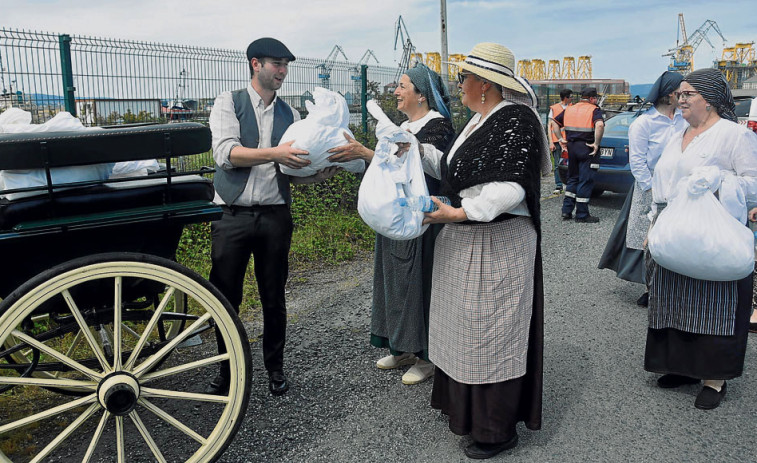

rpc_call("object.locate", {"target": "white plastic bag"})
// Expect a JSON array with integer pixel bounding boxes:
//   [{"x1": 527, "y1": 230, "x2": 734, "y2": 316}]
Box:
[
  {"x1": 357, "y1": 102, "x2": 429, "y2": 240},
  {"x1": 648, "y1": 168, "x2": 754, "y2": 281},
  {"x1": 278, "y1": 87, "x2": 365, "y2": 177}
]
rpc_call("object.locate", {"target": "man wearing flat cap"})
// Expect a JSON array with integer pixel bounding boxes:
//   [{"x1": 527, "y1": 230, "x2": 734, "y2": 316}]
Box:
[
  {"x1": 552, "y1": 87, "x2": 604, "y2": 223},
  {"x1": 207, "y1": 37, "x2": 336, "y2": 396}
]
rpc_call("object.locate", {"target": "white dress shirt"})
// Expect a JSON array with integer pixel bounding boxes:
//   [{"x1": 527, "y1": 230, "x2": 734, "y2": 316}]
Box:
[
  {"x1": 628, "y1": 107, "x2": 687, "y2": 192},
  {"x1": 209, "y1": 83, "x2": 301, "y2": 206},
  {"x1": 421, "y1": 100, "x2": 529, "y2": 222},
  {"x1": 652, "y1": 119, "x2": 757, "y2": 207}
]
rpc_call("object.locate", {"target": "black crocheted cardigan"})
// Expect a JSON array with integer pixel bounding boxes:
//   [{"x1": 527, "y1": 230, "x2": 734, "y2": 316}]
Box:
[
  {"x1": 414, "y1": 117, "x2": 455, "y2": 195},
  {"x1": 439, "y1": 104, "x2": 546, "y2": 236}
]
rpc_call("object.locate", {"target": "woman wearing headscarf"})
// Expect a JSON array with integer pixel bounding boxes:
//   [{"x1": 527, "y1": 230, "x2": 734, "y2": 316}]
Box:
[
  {"x1": 598, "y1": 71, "x2": 687, "y2": 305},
  {"x1": 646, "y1": 68, "x2": 757, "y2": 410},
  {"x1": 328, "y1": 63, "x2": 455, "y2": 385},
  {"x1": 418, "y1": 42, "x2": 549, "y2": 459}
]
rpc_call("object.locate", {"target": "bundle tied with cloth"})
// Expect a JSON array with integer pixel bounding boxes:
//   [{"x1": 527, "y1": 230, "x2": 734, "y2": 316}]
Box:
[
  {"x1": 648, "y1": 165, "x2": 755, "y2": 281},
  {"x1": 357, "y1": 100, "x2": 429, "y2": 240},
  {"x1": 278, "y1": 87, "x2": 365, "y2": 177}
]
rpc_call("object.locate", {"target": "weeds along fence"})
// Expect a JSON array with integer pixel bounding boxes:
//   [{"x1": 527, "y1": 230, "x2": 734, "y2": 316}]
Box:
[{"x1": 0, "y1": 28, "x2": 404, "y2": 169}]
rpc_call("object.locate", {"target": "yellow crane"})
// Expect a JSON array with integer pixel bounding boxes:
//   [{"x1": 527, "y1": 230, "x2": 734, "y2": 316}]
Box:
[
  {"x1": 547, "y1": 60, "x2": 561, "y2": 79},
  {"x1": 717, "y1": 42, "x2": 757, "y2": 87},
  {"x1": 577, "y1": 56, "x2": 592, "y2": 79},
  {"x1": 663, "y1": 13, "x2": 726, "y2": 75},
  {"x1": 561, "y1": 57, "x2": 576, "y2": 79}
]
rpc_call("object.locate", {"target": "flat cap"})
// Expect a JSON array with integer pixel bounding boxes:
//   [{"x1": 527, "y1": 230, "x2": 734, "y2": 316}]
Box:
[
  {"x1": 246, "y1": 38, "x2": 295, "y2": 62},
  {"x1": 581, "y1": 87, "x2": 598, "y2": 98}
]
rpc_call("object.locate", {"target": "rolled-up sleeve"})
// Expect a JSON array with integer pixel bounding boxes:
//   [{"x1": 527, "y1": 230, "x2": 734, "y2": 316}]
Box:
[
  {"x1": 461, "y1": 181, "x2": 526, "y2": 222},
  {"x1": 420, "y1": 143, "x2": 444, "y2": 180},
  {"x1": 209, "y1": 91, "x2": 241, "y2": 170}
]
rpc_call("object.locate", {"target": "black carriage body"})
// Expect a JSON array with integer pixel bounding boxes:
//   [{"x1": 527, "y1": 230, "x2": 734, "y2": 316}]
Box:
[{"x1": 0, "y1": 123, "x2": 221, "y2": 298}]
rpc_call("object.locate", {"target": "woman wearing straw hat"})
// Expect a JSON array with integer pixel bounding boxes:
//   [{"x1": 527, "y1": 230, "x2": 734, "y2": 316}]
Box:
[
  {"x1": 418, "y1": 42, "x2": 550, "y2": 459},
  {"x1": 328, "y1": 63, "x2": 455, "y2": 385}
]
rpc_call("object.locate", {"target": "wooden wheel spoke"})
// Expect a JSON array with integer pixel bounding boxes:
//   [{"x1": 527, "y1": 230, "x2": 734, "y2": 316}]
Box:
[
  {"x1": 140, "y1": 353, "x2": 228, "y2": 384},
  {"x1": 131, "y1": 313, "x2": 212, "y2": 378},
  {"x1": 129, "y1": 410, "x2": 168, "y2": 463},
  {"x1": 116, "y1": 416, "x2": 125, "y2": 463},
  {"x1": 0, "y1": 376, "x2": 96, "y2": 390},
  {"x1": 28, "y1": 403, "x2": 100, "y2": 463},
  {"x1": 0, "y1": 394, "x2": 96, "y2": 434},
  {"x1": 83, "y1": 410, "x2": 110, "y2": 463},
  {"x1": 139, "y1": 398, "x2": 207, "y2": 445},
  {"x1": 141, "y1": 386, "x2": 230, "y2": 404},
  {"x1": 124, "y1": 287, "x2": 175, "y2": 371},
  {"x1": 9, "y1": 329, "x2": 102, "y2": 381},
  {"x1": 62, "y1": 289, "x2": 111, "y2": 373},
  {"x1": 113, "y1": 276, "x2": 123, "y2": 371}
]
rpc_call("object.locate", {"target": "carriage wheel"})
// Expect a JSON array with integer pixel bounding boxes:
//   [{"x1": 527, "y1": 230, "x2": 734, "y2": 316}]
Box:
[{"x1": 0, "y1": 253, "x2": 251, "y2": 463}]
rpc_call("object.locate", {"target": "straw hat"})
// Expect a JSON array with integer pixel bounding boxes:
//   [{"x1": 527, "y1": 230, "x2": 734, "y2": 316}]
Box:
[{"x1": 455, "y1": 42, "x2": 526, "y2": 95}]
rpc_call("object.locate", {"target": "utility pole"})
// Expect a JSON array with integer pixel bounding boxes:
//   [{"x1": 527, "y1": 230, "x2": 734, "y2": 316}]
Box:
[{"x1": 440, "y1": 0, "x2": 449, "y2": 83}]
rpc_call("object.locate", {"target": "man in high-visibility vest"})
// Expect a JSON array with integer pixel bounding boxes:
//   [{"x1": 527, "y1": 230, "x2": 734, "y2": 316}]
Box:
[
  {"x1": 552, "y1": 87, "x2": 604, "y2": 223},
  {"x1": 548, "y1": 88, "x2": 573, "y2": 194}
]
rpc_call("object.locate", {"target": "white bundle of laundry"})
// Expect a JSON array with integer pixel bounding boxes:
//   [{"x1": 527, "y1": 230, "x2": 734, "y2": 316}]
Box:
[
  {"x1": 278, "y1": 87, "x2": 365, "y2": 177},
  {"x1": 356, "y1": 100, "x2": 429, "y2": 240},
  {"x1": 0, "y1": 108, "x2": 158, "y2": 199}
]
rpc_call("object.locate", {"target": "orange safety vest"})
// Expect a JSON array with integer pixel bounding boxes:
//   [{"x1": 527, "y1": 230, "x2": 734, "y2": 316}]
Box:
[
  {"x1": 563, "y1": 100, "x2": 598, "y2": 134},
  {"x1": 549, "y1": 102, "x2": 570, "y2": 143}
]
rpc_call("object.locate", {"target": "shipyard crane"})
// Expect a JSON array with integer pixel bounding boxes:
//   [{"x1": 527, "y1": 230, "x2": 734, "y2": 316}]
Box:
[
  {"x1": 317, "y1": 45, "x2": 349, "y2": 89},
  {"x1": 394, "y1": 15, "x2": 416, "y2": 83},
  {"x1": 663, "y1": 13, "x2": 726, "y2": 74},
  {"x1": 357, "y1": 49, "x2": 379, "y2": 65},
  {"x1": 351, "y1": 49, "x2": 380, "y2": 96}
]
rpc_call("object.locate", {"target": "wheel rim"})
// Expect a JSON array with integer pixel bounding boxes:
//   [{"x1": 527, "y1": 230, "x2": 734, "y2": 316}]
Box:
[{"x1": 0, "y1": 257, "x2": 249, "y2": 462}]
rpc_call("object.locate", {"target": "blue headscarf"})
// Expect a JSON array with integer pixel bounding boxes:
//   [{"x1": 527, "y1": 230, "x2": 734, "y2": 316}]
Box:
[
  {"x1": 405, "y1": 63, "x2": 451, "y2": 120},
  {"x1": 636, "y1": 71, "x2": 684, "y2": 116}
]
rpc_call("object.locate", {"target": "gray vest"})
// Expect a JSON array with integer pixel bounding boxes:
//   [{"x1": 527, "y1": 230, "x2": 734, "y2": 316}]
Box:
[{"x1": 213, "y1": 89, "x2": 294, "y2": 205}]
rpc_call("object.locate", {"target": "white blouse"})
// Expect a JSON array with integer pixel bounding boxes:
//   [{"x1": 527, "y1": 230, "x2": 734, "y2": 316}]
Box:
[
  {"x1": 652, "y1": 118, "x2": 757, "y2": 209},
  {"x1": 420, "y1": 101, "x2": 529, "y2": 222}
]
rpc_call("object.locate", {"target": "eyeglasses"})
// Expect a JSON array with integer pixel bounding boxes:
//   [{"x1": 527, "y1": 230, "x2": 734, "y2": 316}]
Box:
[
  {"x1": 457, "y1": 72, "x2": 473, "y2": 85},
  {"x1": 675, "y1": 90, "x2": 700, "y2": 101}
]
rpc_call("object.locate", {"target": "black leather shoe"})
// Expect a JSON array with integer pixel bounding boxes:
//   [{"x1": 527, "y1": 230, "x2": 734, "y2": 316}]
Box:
[
  {"x1": 464, "y1": 434, "x2": 518, "y2": 459},
  {"x1": 636, "y1": 292, "x2": 649, "y2": 307},
  {"x1": 561, "y1": 213, "x2": 573, "y2": 220},
  {"x1": 749, "y1": 322, "x2": 757, "y2": 333},
  {"x1": 269, "y1": 370, "x2": 289, "y2": 396},
  {"x1": 657, "y1": 374, "x2": 700, "y2": 389},
  {"x1": 695, "y1": 382, "x2": 726, "y2": 410},
  {"x1": 575, "y1": 215, "x2": 600, "y2": 223},
  {"x1": 205, "y1": 374, "x2": 230, "y2": 395}
]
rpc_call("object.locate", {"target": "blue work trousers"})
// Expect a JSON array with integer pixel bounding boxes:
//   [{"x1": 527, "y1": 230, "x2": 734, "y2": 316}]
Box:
[{"x1": 562, "y1": 144, "x2": 596, "y2": 219}]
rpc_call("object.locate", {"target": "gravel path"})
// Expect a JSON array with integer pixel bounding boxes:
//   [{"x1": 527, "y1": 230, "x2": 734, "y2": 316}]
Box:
[{"x1": 222, "y1": 183, "x2": 756, "y2": 463}]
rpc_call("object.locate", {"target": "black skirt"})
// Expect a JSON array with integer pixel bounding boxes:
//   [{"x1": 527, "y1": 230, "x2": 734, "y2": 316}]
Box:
[
  {"x1": 644, "y1": 272, "x2": 753, "y2": 380},
  {"x1": 597, "y1": 185, "x2": 645, "y2": 284}
]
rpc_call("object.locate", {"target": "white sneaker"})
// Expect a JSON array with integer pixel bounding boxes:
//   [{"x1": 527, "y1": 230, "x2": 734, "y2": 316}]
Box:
[
  {"x1": 376, "y1": 353, "x2": 416, "y2": 370},
  {"x1": 402, "y1": 359, "x2": 435, "y2": 385}
]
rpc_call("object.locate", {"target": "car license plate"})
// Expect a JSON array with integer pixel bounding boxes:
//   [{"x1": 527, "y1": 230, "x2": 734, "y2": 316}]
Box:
[{"x1": 600, "y1": 147, "x2": 614, "y2": 158}]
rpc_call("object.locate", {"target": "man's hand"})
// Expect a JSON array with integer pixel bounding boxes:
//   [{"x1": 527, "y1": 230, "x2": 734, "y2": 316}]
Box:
[
  {"x1": 313, "y1": 166, "x2": 341, "y2": 182},
  {"x1": 585, "y1": 141, "x2": 599, "y2": 156},
  {"x1": 328, "y1": 132, "x2": 373, "y2": 162},
  {"x1": 273, "y1": 140, "x2": 310, "y2": 169}
]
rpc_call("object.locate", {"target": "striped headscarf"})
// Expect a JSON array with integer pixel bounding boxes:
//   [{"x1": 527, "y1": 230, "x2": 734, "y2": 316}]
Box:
[{"x1": 683, "y1": 68, "x2": 737, "y2": 122}]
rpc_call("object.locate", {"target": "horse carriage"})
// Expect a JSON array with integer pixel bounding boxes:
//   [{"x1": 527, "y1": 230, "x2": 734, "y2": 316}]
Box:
[{"x1": 0, "y1": 123, "x2": 251, "y2": 462}]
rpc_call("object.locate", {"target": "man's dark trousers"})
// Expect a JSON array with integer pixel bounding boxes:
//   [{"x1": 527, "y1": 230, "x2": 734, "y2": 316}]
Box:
[
  {"x1": 561, "y1": 142, "x2": 596, "y2": 219},
  {"x1": 209, "y1": 204, "x2": 293, "y2": 376}
]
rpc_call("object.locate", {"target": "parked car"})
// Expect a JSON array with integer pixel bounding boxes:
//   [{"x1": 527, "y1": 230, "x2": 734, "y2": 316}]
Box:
[
  {"x1": 557, "y1": 111, "x2": 635, "y2": 196},
  {"x1": 735, "y1": 96, "x2": 754, "y2": 128},
  {"x1": 746, "y1": 97, "x2": 757, "y2": 134}
]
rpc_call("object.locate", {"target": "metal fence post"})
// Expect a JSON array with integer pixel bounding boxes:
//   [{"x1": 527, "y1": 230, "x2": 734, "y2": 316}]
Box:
[
  {"x1": 58, "y1": 34, "x2": 76, "y2": 116},
  {"x1": 361, "y1": 64, "x2": 368, "y2": 135}
]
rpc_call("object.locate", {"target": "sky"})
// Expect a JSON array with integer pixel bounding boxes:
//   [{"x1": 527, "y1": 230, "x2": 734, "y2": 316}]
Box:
[{"x1": 4, "y1": 0, "x2": 757, "y2": 84}]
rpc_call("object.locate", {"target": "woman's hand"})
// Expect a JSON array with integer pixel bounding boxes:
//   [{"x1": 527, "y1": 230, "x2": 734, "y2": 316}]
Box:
[
  {"x1": 327, "y1": 132, "x2": 374, "y2": 162},
  {"x1": 749, "y1": 207, "x2": 757, "y2": 222},
  {"x1": 422, "y1": 196, "x2": 468, "y2": 225}
]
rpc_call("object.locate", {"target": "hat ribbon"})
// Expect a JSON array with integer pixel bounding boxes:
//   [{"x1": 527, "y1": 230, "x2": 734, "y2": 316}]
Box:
[{"x1": 465, "y1": 55, "x2": 515, "y2": 77}]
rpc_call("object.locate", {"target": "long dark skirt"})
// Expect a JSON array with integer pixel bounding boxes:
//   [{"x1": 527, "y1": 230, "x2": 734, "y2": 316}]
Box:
[
  {"x1": 644, "y1": 272, "x2": 753, "y2": 380},
  {"x1": 430, "y1": 245, "x2": 544, "y2": 443},
  {"x1": 597, "y1": 185, "x2": 644, "y2": 284}
]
